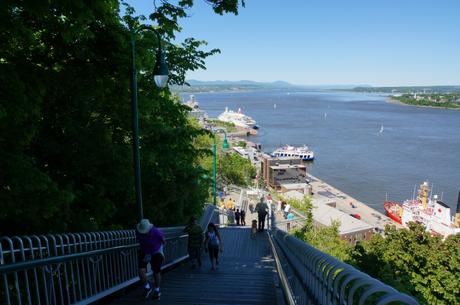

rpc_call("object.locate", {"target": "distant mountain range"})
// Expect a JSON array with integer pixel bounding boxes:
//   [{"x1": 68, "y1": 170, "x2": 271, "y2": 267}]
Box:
[
  {"x1": 186, "y1": 79, "x2": 293, "y2": 87},
  {"x1": 172, "y1": 80, "x2": 460, "y2": 93},
  {"x1": 172, "y1": 80, "x2": 370, "y2": 92}
]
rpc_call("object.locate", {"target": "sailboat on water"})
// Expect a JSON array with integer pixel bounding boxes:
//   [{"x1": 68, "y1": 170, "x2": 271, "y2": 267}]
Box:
[{"x1": 379, "y1": 125, "x2": 384, "y2": 133}]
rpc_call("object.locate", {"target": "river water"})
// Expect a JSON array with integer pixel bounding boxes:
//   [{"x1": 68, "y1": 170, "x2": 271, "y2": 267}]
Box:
[{"x1": 183, "y1": 90, "x2": 460, "y2": 213}]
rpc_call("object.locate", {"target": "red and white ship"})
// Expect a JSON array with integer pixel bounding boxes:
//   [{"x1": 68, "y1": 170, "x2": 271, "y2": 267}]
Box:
[{"x1": 384, "y1": 182, "x2": 460, "y2": 238}]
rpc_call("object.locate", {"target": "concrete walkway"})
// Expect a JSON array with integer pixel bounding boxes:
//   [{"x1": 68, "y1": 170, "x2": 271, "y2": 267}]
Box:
[
  {"x1": 109, "y1": 227, "x2": 278, "y2": 305},
  {"x1": 306, "y1": 173, "x2": 401, "y2": 230}
]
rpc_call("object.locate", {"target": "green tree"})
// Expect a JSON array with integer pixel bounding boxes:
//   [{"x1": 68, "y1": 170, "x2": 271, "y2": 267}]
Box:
[
  {"x1": 351, "y1": 223, "x2": 460, "y2": 304},
  {"x1": 294, "y1": 220, "x2": 352, "y2": 262},
  {"x1": 218, "y1": 152, "x2": 256, "y2": 187},
  {"x1": 278, "y1": 195, "x2": 314, "y2": 230},
  {"x1": 0, "y1": 0, "x2": 245, "y2": 235},
  {"x1": 281, "y1": 195, "x2": 352, "y2": 261}
]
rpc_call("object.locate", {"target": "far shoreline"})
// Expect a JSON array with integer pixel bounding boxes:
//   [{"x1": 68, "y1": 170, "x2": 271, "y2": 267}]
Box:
[{"x1": 385, "y1": 96, "x2": 460, "y2": 111}]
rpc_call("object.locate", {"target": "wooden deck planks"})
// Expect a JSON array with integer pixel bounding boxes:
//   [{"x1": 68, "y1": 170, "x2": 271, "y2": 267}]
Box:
[{"x1": 109, "y1": 227, "x2": 278, "y2": 305}]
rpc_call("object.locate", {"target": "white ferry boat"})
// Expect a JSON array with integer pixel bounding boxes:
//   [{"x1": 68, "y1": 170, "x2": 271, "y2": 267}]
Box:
[
  {"x1": 217, "y1": 107, "x2": 258, "y2": 129},
  {"x1": 272, "y1": 145, "x2": 315, "y2": 161}
]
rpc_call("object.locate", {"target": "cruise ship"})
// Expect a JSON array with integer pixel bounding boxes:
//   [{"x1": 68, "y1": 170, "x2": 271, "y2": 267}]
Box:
[
  {"x1": 272, "y1": 145, "x2": 315, "y2": 161},
  {"x1": 384, "y1": 182, "x2": 460, "y2": 238},
  {"x1": 217, "y1": 107, "x2": 258, "y2": 129}
]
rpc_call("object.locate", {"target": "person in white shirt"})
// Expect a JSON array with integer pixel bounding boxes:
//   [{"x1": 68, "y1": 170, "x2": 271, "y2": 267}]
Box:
[{"x1": 283, "y1": 204, "x2": 291, "y2": 219}]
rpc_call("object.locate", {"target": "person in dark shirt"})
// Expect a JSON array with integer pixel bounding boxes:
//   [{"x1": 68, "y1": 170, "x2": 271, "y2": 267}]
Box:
[
  {"x1": 204, "y1": 222, "x2": 223, "y2": 270},
  {"x1": 255, "y1": 198, "x2": 268, "y2": 231},
  {"x1": 136, "y1": 219, "x2": 165, "y2": 299},
  {"x1": 240, "y1": 209, "x2": 246, "y2": 226},
  {"x1": 184, "y1": 217, "x2": 204, "y2": 268},
  {"x1": 235, "y1": 209, "x2": 241, "y2": 226}
]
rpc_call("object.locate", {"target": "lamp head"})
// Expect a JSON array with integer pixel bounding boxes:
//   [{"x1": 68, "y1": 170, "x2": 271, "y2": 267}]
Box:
[
  {"x1": 153, "y1": 48, "x2": 169, "y2": 88},
  {"x1": 222, "y1": 138, "x2": 229, "y2": 150}
]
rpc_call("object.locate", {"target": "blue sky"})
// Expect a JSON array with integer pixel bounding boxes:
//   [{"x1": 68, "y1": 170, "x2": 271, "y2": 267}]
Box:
[{"x1": 127, "y1": 0, "x2": 460, "y2": 86}]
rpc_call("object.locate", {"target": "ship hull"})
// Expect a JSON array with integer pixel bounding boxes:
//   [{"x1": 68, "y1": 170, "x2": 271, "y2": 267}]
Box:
[
  {"x1": 384, "y1": 201, "x2": 402, "y2": 224},
  {"x1": 272, "y1": 145, "x2": 315, "y2": 161},
  {"x1": 271, "y1": 153, "x2": 315, "y2": 161}
]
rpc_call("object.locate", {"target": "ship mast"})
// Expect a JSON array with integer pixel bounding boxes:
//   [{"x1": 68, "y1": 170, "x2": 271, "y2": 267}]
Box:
[
  {"x1": 455, "y1": 191, "x2": 460, "y2": 228},
  {"x1": 429, "y1": 183, "x2": 434, "y2": 203}
]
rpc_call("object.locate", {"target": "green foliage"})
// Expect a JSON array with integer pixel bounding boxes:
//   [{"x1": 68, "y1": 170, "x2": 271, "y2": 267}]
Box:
[
  {"x1": 0, "y1": 0, "x2": 243, "y2": 235},
  {"x1": 351, "y1": 223, "x2": 460, "y2": 304},
  {"x1": 203, "y1": 0, "x2": 245, "y2": 15},
  {"x1": 191, "y1": 127, "x2": 255, "y2": 193},
  {"x1": 219, "y1": 153, "x2": 256, "y2": 187},
  {"x1": 294, "y1": 220, "x2": 352, "y2": 262},
  {"x1": 236, "y1": 140, "x2": 247, "y2": 148},
  {"x1": 395, "y1": 94, "x2": 460, "y2": 109},
  {"x1": 207, "y1": 119, "x2": 237, "y2": 132},
  {"x1": 278, "y1": 195, "x2": 314, "y2": 230},
  {"x1": 280, "y1": 195, "x2": 352, "y2": 261},
  {"x1": 352, "y1": 86, "x2": 460, "y2": 94},
  {"x1": 282, "y1": 194, "x2": 460, "y2": 303}
]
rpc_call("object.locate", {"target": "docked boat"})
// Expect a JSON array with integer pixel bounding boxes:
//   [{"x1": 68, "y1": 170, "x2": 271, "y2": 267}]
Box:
[
  {"x1": 384, "y1": 182, "x2": 460, "y2": 238},
  {"x1": 383, "y1": 201, "x2": 402, "y2": 224},
  {"x1": 217, "y1": 107, "x2": 258, "y2": 129},
  {"x1": 272, "y1": 145, "x2": 315, "y2": 161},
  {"x1": 184, "y1": 95, "x2": 208, "y2": 121},
  {"x1": 184, "y1": 94, "x2": 199, "y2": 109}
]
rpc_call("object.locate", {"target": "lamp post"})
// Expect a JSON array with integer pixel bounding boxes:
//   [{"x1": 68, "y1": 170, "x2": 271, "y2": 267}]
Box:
[
  {"x1": 212, "y1": 128, "x2": 229, "y2": 205},
  {"x1": 130, "y1": 25, "x2": 169, "y2": 222}
]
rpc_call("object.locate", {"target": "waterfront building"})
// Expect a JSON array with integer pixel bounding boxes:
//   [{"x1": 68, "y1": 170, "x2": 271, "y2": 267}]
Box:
[
  {"x1": 284, "y1": 190, "x2": 374, "y2": 244},
  {"x1": 260, "y1": 154, "x2": 308, "y2": 192}
]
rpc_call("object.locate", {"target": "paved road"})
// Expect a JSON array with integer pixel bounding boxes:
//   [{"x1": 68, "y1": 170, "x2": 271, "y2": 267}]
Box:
[{"x1": 109, "y1": 227, "x2": 278, "y2": 305}]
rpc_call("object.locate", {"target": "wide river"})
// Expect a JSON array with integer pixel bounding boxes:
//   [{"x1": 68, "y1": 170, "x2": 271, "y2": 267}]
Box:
[{"x1": 183, "y1": 90, "x2": 460, "y2": 213}]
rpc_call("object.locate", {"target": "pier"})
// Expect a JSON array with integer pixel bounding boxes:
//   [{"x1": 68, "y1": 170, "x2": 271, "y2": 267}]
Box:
[
  {"x1": 235, "y1": 139, "x2": 401, "y2": 235},
  {"x1": 305, "y1": 173, "x2": 401, "y2": 231}
]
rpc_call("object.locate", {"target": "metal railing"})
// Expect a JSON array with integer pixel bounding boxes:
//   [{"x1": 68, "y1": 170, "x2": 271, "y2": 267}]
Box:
[
  {"x1": 268, "y1": 211, "x2": 419, "y2": 305},
  {"x1": 0, "y1": 205, "x2": 216, "y2": 305}
]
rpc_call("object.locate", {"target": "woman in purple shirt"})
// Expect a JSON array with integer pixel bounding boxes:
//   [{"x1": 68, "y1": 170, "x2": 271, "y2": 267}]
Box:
[{"x1": 136, "y1": 219, "x2": 165, "y2": 299}]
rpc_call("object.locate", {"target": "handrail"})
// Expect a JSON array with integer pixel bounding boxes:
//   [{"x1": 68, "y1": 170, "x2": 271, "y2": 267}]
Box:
[
  {"x1": 0, "y1": 233, "x2": 188, "y2": 274},
  {"x1": 0, "y1": 204, "x2": 216, "y2": 305},
  {"x1": 270, "y1": 210, "x2": 419, "y2": 305},
  {"x1": 267, "y1": 230, "x2": 296, "y2": 305}
]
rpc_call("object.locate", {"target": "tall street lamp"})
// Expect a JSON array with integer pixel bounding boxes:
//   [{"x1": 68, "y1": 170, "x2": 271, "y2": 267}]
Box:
[
  {"x1": 130, "y1": 25, "x2": 169, "y2": 222},
  {"x1": 212, "y1": 128, "x2": 229, "y2": 205}
]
